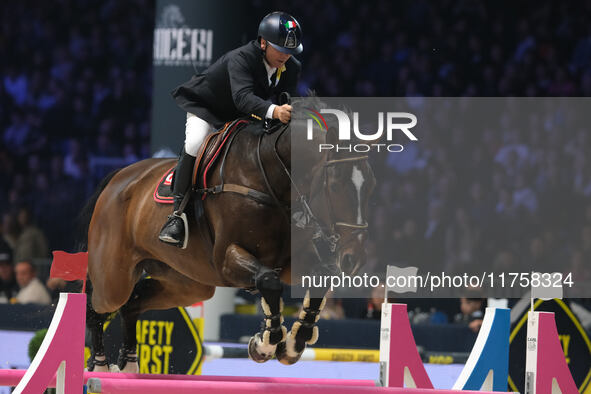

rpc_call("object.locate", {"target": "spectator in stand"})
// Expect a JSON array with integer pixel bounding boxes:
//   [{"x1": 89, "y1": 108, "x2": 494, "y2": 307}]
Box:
[
  {"x1": 46, "y1": 277, "x2": 68, "y2": 303},
  {"x1": 63, "y1": 139, "x2": 87, "y2": 180},
  {"x1": 455, "y1": 297, "x2": 486, "y2": 333},
  {"x1": 319, "y1": 298, "x2": 345, "y2": 320},
  {"x1": 14, "y1": 260, "x2": 51, "y2": 305},
  {"x1": 569, "y1": 249, "x2": 591, "y2": 283},
  {"x1": 1, "y1": 211, "x2": 20, "y2": 250},
  {"x1": 423, "y1": 200, "x2": 446, "y2": 266},
  {"x1": 392, "y1": 218, "x2": 422, "y2": 268},
  {"x1": 3, "y1": 66, "x2": 28, "y2": 106},
  {"x1": 0, "y1": 240, "x2": 18, "y2": 303},
  {"x1": 13, "y1": 207, "x2": 49, "y2": 263},
  {"x1": 319, "y1": 292, "x2": 345, "y2": 320},
  {"x1": 445, "y1": 207, "x2": 479, "y2": 270},
  {"x1": 362, "y1": 284, "x2": 385, "y2": 320}
]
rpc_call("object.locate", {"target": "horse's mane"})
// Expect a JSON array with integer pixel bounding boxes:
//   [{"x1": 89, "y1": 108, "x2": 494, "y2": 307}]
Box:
[
  {"x1": 291, "y1": 91, "x2": 327, "y2": 123},
  {"x1": 291, "y1": 91, "x2": 353, "y2": 127},
  {"x1": 239, "y1": 92, "x2": 355, "y2": 149}
]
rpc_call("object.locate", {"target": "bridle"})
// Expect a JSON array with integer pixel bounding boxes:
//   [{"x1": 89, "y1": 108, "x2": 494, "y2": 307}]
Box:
[
  {"x1": 303, "y1": 155, "x2": 369, "y2": 257},
  {"x1": 259, "y1": 121, "x2": 369, "y2": 259},
  {"x1": 322, "y1": 156, "x2": 369, "y2": 232},
  {"x1": 204, "y1": 113, "x2": 370, "y2": 263}
]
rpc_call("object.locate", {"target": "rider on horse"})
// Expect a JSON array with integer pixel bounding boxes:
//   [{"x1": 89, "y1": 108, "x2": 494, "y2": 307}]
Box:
[{"x1": 159, "y1": 11, "x2": 303, "y2": 248}]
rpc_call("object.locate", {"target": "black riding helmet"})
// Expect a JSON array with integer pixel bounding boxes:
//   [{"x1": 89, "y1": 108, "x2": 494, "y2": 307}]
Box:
[{"x1": 258, "y1": 12, "x2": 303, "y2": 55}]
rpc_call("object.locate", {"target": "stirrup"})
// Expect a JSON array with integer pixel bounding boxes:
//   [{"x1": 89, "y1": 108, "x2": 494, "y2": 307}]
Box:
[
  {"x1": 159, "y1": 211, "x2": 189, "y2": 249},
  {"x1": 172, "y1": 211, "x2": 189, "y2": 249}
]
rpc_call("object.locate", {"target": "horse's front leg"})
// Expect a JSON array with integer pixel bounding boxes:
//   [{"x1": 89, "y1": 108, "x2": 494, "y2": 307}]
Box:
[
  {"x1": 223, "y1": 244, "x2": 287, "y2": 363},
  {"x1": 276, "y1": 288, "x2": 328, "y2": 365}
]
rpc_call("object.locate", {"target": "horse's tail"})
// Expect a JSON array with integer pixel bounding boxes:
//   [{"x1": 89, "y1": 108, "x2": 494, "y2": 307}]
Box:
[{"x1": 76, "y1": 169, "x2": 122, "y2": 252}]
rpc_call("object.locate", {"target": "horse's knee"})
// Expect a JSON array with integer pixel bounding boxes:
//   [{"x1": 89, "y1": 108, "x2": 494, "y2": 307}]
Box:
[
  {"x1": 92, "y1": 289, "x2": 125, "y2": 314},
  {"x1": 255, "y1": 266, "x2": 282, "y2": 302},
  {"x1": 86, "y1": 304, "x2": 108, "y2": 327}
]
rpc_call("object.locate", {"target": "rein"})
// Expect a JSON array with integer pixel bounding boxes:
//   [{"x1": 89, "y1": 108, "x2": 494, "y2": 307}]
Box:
[
  {"x1": 256, "y1": 123, "x2": 370, "y2": 260},
  {"x1": 203, "y1": 118, "x2": 369, "y2": 264},
  {"x1": 257, "y1": 121, "x2": 291, "y2": 223}
]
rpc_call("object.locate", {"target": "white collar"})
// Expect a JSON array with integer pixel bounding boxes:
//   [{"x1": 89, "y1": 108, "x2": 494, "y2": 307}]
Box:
[{"x1": 263, "y1": 58, "x2": 277, "y2": 80}]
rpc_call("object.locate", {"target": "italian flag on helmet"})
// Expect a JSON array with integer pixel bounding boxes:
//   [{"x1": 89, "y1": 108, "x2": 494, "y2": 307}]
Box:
[{"x1": 284, "y1": 20, "x2": 296, "y2": 29}]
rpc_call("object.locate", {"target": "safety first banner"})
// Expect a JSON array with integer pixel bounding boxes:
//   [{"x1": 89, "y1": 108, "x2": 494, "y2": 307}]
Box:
[{"x1": 86, "y1": 307, "x2": 203, "y2": 375}]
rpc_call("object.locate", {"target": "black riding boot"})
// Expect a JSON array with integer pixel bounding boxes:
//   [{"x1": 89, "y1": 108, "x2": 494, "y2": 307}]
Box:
[{"x1": 158, "y1": 149, "x2": 196, "y2": 248}]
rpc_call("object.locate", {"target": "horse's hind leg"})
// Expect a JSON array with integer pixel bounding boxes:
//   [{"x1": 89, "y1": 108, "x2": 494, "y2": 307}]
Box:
[
  {"x1": 222, "y1": 244, "x2": 287, "y2": 363},
  {"x1": 88, "y1": 245, "x2": 144, "y2": 371},
  {"x1": 86, "y1": 282, "x2": 111, "y2": 372},
  {"x1": 276, "y1": 288, "x2": 328, "y2": 365},
  {"x1": 117, "y1": 270, "x2": 215, "y2": 373},
  {"x1": 116, "y1": 279, "x2": 163, "y2": 373}
]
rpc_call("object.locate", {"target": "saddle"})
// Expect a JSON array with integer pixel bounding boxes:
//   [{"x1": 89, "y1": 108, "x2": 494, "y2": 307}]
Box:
[
  {"x1": 155, "y1": 93, "x2": 293, "y2": 206},
  {"x1": 153, "y1": 119, "x2": 249, "y2": 204},
  {"x1": 154, "y1": 92, "x2": 294, "y2": 219}
]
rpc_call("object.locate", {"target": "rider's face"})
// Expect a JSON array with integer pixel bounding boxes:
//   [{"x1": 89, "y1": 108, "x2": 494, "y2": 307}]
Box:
[{"x1": 261, "y1": 39, "x2": 291, "y2": 69}]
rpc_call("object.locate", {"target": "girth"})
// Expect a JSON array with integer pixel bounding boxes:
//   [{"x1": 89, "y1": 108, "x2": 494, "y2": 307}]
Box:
[{"x1": 197, "y1": 183, "x2": 275, "y2": 206}]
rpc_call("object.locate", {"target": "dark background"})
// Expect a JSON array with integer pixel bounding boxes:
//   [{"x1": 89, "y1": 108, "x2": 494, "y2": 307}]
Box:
[{"x1": 1, "y1": 0, "x2": 591, "y2": 313}]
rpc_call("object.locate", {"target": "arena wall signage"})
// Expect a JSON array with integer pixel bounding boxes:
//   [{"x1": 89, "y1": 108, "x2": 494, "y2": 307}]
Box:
[
  {"x1": 98, "y1": 307, "x2": 203, "y2": 375},
  {"x1": 150, "y1": 0, "x2": 250, "y2": 154},
  {"x1": 508, "y1": 298, "x2": 591, "y2": 392},
  {"x1": 153, "y1": 22, "x2": 213, "y2": 67}
]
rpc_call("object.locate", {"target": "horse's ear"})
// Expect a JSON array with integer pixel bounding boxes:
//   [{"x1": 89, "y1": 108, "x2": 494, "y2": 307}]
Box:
[{"x1": 326, "y1": 126, "x2": 339, "y2": 146}]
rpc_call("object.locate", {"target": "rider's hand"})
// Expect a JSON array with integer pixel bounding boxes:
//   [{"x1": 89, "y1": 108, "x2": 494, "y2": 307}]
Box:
[{"x1": 273, "y1": 104, "x2": 292, "y2": 124}]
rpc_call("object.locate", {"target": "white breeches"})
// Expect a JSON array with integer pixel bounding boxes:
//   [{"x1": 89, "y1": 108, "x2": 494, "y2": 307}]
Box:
[{"x1": 184, "y1": 113, "x2": 213, "y2": 156}]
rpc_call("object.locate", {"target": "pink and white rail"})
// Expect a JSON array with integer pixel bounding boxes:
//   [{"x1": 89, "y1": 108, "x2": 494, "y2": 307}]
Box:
[{"x1": 0, "y1": 292, "x2": 578, "y2": 393}]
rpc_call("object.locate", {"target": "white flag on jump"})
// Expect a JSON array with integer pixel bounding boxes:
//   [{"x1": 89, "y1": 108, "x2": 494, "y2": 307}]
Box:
[{"x1": 385, "y1": 265, "x2": 419, "y2": 296}]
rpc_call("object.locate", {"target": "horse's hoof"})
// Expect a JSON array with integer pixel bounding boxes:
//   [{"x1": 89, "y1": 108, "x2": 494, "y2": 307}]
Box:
[
  {"x1": 248, "y1": 333, "x2": 276, "y2": 363},
  {"x1": 109, "y1": 364, "x2": 121, "y2": 373},
  {"x1": 119, "y1": 360, "x2": 139, "y2": 373},
  {"x1": 89, "y1": 364, "x2": 110, "y2": 373},
  {"x1": 275, "y1": 340, "x2": 303, "y2": 365},
  {"x1": 87, "y1": 354, "x2": 110, "y2": 372},
  {"x1": 117, "y1": 349, "x2": 138, "y2": 373}
]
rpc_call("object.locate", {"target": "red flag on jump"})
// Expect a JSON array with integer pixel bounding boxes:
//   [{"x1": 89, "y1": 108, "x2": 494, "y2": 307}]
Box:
[{"x1": 50, "y1": 251, "x2": 88, "y2": 292}]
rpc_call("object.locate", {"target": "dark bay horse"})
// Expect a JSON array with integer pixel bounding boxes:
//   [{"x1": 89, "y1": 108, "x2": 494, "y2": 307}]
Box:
[{"x1": 83, "y1": 100, "x2": 375, "y2": 372}]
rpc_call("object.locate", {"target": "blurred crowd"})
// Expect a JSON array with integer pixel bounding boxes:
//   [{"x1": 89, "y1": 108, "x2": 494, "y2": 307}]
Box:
[
  {"x1": 366, "y1": 100, "x2": 591, "y2": 285},
  {"x1": 0, "y1": 0, "x2": 153, "y2": 256},
  {"x1": 284, "y1": 0, "x2": 591, "y2": 97},
  {"x1": 1, "y1": 1, "x2": 591, "y2": 329},
  {"x1": 271, "y1": 0, "x2": 591, "y2": 321}
]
